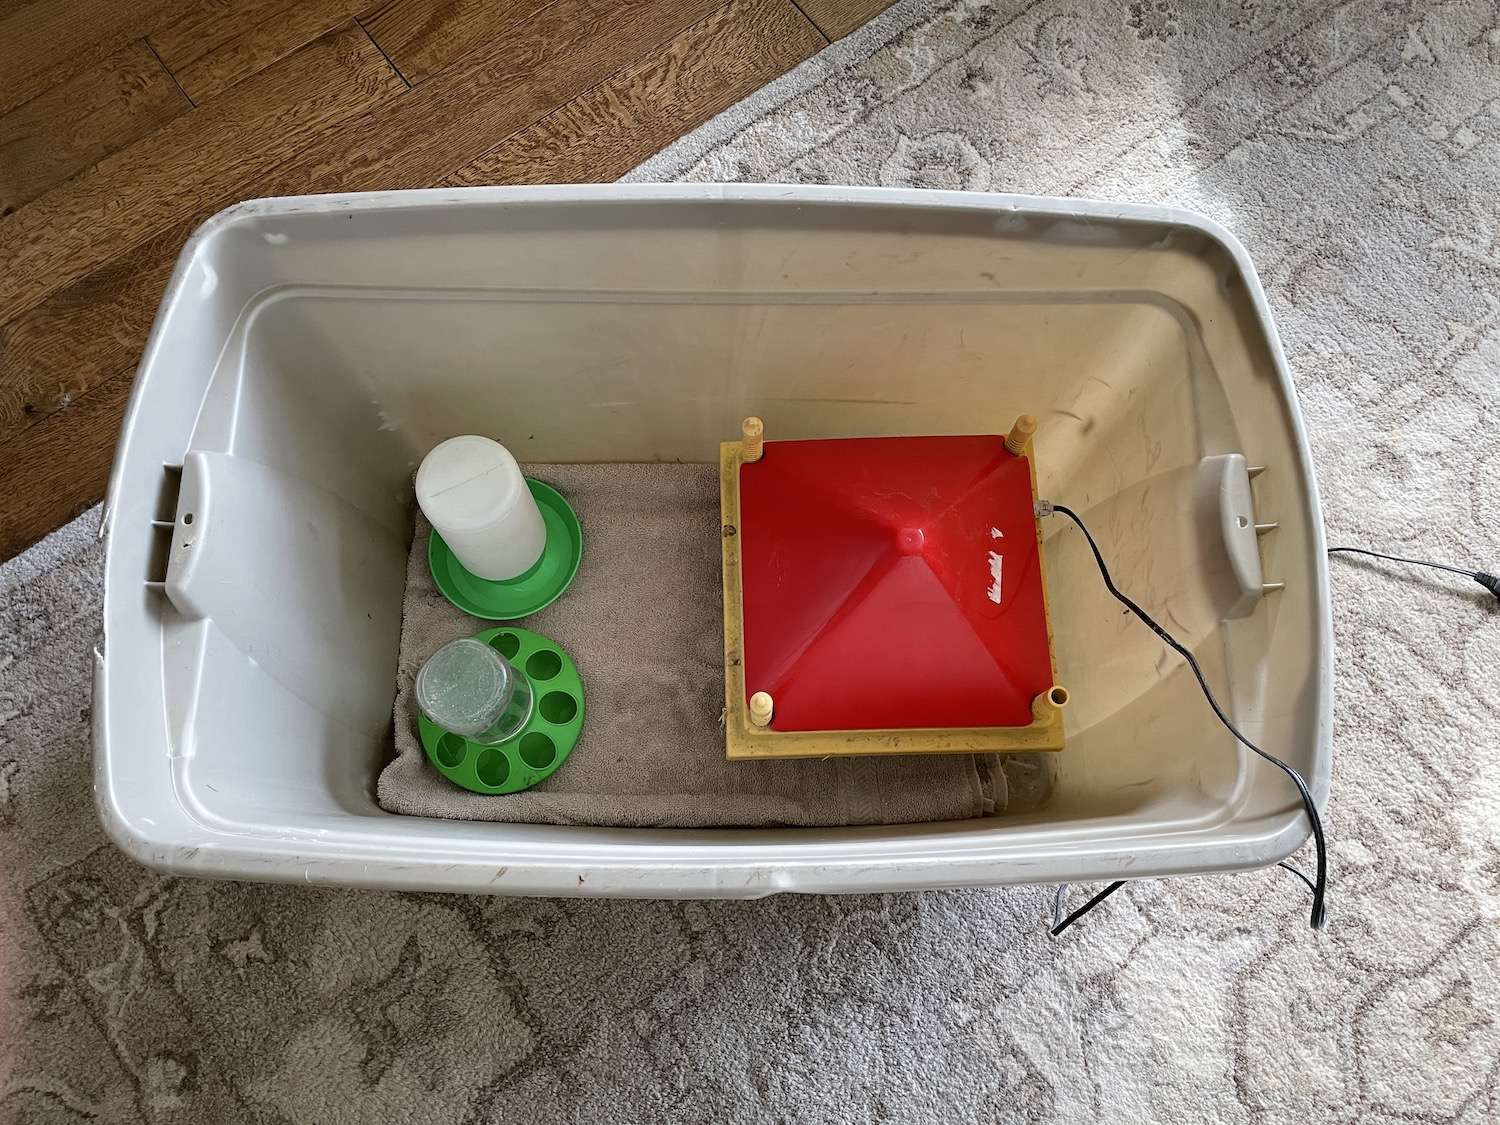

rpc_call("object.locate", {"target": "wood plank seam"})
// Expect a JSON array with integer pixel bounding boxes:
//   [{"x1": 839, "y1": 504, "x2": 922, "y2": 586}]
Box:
[
  {"x1": 354, "y1": 14, "x2": 413, "y2": 88},
  {"x1": 788, "y1": 0, "x2": 891, "y2": 41},
  {"x1": 141, "y1": 35, "x2": 197, "y2": 107},
  {"x1": 785, "y1": 1, "x2": 832, "y2": 43}
]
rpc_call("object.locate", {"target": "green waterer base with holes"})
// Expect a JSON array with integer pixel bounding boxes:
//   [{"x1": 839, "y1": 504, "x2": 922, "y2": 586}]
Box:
[{"x1": 418, "y1": 626, "x2": 584, "y2": 794}]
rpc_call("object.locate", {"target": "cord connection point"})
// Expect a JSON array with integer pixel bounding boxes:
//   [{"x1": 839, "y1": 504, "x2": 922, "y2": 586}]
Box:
[
  {"x1": 1476, "y1": 572, "x2": 1500, "y2": 601},
  {"x1": 1034, "y1": 499, "x2": 1055, "y2": 519}
]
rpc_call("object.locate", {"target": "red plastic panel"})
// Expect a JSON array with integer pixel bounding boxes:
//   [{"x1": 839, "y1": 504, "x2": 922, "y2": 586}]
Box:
[{"x1": 738, "y1": 435, "x2": 1053, "y2": 731}]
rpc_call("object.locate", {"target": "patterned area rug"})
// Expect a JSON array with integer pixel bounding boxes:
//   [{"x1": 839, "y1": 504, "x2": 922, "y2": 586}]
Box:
[{"x1": 4, "y1": 1, "x2": 1499, "y2": 1120}]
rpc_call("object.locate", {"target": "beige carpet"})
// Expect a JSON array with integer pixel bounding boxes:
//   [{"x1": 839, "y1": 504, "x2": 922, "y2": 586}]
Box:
[{"x1": 4, "y1": 1, "x2": 1499, "y2": 1120}]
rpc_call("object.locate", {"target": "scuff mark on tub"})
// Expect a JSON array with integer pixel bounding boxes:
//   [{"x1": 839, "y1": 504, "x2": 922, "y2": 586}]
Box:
[{"x1": 987, "y1": 550, "x2": 1003, "y2": 604}]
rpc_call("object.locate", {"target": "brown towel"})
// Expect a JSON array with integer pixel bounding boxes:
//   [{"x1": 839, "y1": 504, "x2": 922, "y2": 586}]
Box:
[{"x1": 377, "y1": 464, "x2": 1003, "y2": 827}]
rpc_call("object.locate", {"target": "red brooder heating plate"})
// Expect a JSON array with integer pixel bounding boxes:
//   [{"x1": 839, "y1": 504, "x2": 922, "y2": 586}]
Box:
[{"x1": 737, "y1": 435, "x2": 1056, "y2": 734}]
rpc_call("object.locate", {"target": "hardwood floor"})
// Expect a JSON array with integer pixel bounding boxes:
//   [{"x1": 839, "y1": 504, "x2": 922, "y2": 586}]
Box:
[{"x1": 0, "y1": 0, "x2": 894, "y2": 559}]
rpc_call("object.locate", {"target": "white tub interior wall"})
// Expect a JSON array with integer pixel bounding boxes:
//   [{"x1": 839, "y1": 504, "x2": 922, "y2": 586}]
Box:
[{"x1": 97, "y1": 187, "x2": 1329, "y2": 896}]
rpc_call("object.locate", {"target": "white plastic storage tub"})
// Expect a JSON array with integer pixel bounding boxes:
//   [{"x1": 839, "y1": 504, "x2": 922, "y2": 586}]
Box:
[{"x1": 95, "y1": 185, "x2": 1330, "y2": 897}]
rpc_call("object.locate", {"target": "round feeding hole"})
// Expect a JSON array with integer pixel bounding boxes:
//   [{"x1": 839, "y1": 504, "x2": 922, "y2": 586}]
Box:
[
  {"x1": 1236, "y1": 515, "x2": 1249, "y2": 529},
  {"x1": 519, "y1": 732, "x2": 555, "y2": 769},
  {"x1": 1049, "y1": 686, "x2": 1070, "y2": 708},
  {"x1": 539, "y1": 691, "x2": 577, "y2": 725},
  {"x1": 436, "y1": 732, "x2": 467, "y2": 768},
  {"x1": 474, "y1": 747, "x2": 510, "y2": 788},
  {"x1": 183, "y1": 512, "x2": 194, "y2": 526},
  {"x1": 490, "y1": 632, "x2": 520, "y2": 659},
  {"x1": 526, "y1": 649, "x2": 562, "y2": 682}
]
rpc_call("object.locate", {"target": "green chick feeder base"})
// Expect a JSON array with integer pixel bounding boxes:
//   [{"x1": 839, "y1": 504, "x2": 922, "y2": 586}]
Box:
[
  {"x1": 418, "y1": 627, "x2": 585, "y2": 794},
  {"x1": 428, "y1": 478, "x2": 582, "y2": 620}
]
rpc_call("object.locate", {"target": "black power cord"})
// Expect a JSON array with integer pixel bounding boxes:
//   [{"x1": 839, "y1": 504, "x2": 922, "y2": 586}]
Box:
[
  {"x1": 1044, "y1": 512, "x2": 1497, "y2": 937},
  {"x1": 1327, "y1": 546, "x2": 1500, "y2": 601},
  {"x1": 1050, "y1": 880, "x2": 1125, "y2": 936},
  {"x1": 1045, "y1": 503, "x2": 1328, "y2": 932}
]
